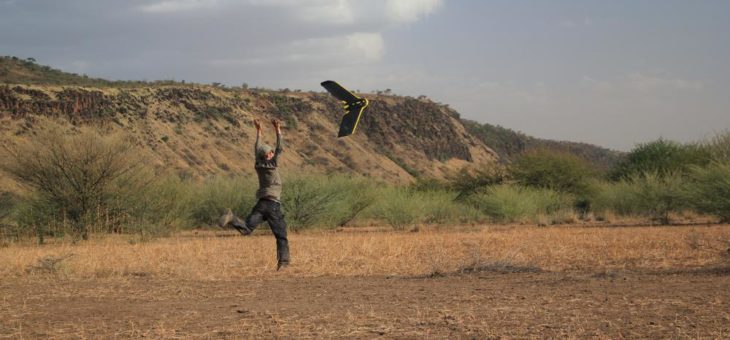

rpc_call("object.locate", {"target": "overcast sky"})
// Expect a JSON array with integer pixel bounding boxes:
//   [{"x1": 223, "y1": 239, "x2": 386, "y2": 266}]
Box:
[{"x1": 1, "y1": 0, "x2": 728, "y2": 150}]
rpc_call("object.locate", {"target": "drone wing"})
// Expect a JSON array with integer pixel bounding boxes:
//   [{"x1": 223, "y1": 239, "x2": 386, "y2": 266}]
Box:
[
  {"x1": 321, "y1": 80, "x2": 369, "y2": 137},
  {"x1": 321, "y1": 80, "x2": 360, "y2": 103}
]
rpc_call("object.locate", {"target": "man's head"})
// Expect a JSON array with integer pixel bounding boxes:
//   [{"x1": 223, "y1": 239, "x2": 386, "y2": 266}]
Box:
[{"x1": 257, "y1": 144, "x2": 275, "y2": 161}]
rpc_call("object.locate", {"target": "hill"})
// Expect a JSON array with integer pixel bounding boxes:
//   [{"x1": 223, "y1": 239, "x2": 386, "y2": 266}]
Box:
[
  {"x1": 0, "y1": 56, "x2": 619, "y2": 184},
  {"x1": 462, "y1": 120, "x2": 622, "y2": 170}
]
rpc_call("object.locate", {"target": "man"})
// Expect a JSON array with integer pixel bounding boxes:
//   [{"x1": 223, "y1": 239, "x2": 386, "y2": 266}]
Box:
[{"x1": 219, "y1": 118, "x2": 289, "y2": 270}]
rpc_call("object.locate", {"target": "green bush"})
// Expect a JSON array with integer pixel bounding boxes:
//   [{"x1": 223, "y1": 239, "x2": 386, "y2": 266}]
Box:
[
  {"x1": 282, "y1": 174, "x2": 374, "y2": 230},
  {"x1": 447, "y1": 165, "x2": 507, "y2": 200},
  {"x1": 465, "y1": 185, "x2": 568, "y2": 223},
  {"x1": 702, "y1": 131, "x2": 730, "y2": 162},
  {"x1": 314, "y1": 175, "x2": 376, "y2": 228},
  {"x1": 417, "y1": 189, "x2": 484, "y2": 224},
  {"x1": 590, "y1": 172, "x2": 689, "y2": 224},
  {"x1": 632, "y1": 172, "x2": 689, "y2": 224},
  {"x1": 609, "y1": 139, "x2": 710, "y2": 180},
  {"x1": 190, "y1": 175, "x2": 258, "y2": 227},
  {"x1": 589, "y1": 180, "x2": 643, "y2": 217},
  {"x1": 510, "y1": 148, "x2": 596, "y2": 196},
  {"x1": 363, "y1": 187, "x2": 425, "y2": 229},
  {"x1": 687, "y1": 162, "x2": 730, "y2": 222}
]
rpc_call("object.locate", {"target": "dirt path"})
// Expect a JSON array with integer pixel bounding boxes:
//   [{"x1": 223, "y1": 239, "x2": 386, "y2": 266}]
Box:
[{"x1": 2, "y1": 269, "x2": 729, "y2": 338}]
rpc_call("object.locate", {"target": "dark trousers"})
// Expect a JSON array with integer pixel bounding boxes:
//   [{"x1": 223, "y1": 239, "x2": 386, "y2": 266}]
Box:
[{"x1": 234, "y1": 199, "x2": 289, "y2": 264}]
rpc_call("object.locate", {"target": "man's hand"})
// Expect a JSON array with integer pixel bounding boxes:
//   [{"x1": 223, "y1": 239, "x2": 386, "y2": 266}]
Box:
[
  {"x1": 254, "y1": 119, "x2": 262, "y2": 132},
  {"x1": 271, "y1": 119, "x2": 282, "y2": 134}
]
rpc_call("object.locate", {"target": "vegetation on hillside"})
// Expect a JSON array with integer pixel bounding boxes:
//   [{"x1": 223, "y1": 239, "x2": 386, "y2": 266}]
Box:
[
  {"x1": 462, "y1": 119, "x2": 622, "y2": 170},
  {"x1": 1, "y1": 57, "x2": 728, "y2": 243},
  {"x1": 1, "y1": 124, "x2": 728, "y2": 243},
  {"x1": 0, "y1": 55, "x2": 191, "y2": 87}
]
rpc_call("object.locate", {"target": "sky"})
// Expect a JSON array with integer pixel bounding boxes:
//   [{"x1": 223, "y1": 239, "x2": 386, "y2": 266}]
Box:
[{"x1": 1, "y1": 0, "x2": 729, "y2": 151}]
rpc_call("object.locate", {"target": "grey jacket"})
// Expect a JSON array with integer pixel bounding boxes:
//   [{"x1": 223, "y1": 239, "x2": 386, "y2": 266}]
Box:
[{"x1": 254, "y1": 132, "x2": 283, "y2": 201}]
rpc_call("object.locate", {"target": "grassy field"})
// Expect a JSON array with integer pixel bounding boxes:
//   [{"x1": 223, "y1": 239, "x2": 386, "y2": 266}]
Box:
[
  {"x1": 1, "y1": 224, "x2": 730, "y2": 338},
  {"x1": 3, "y1": 224, "x2": 729, "y2": 279}
]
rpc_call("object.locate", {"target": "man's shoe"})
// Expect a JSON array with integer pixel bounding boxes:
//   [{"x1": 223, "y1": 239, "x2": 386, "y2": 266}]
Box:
[
  {"x1": 232, "y1": 217, "x2": 252, "y2": 236},
  {"x1": 218, "y1": 209, "x2": 233, "y2": 228},
  {"x1": 276, "y1": 262, "x2": 289, "y2": 271}
]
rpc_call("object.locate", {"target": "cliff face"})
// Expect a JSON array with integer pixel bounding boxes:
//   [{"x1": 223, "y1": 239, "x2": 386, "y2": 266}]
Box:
[{"x1": 0, "y1": 84, "x2": 499, "y2": 183}]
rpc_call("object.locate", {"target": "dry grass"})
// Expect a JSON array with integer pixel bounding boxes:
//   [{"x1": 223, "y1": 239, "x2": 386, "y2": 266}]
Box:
[{"x1": 1, "y1": 224, "x2": 729, "y2": 280}]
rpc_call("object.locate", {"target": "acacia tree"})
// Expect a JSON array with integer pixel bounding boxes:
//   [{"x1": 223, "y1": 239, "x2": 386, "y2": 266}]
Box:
[{"x1": 1, "y1": 124, "x2": 148, "y2": 240}]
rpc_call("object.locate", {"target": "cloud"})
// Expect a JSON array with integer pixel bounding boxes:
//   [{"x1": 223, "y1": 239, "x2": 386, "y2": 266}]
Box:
[
  {"x1": 385, "y1": 0, "x2": 443, "y2": 24},
  {"x1": 209, "y1": 32, "x2": 384, "y2": 66},
  {"x1": 581, "y1": 73, "x2": 703, "y2": 94},
  {"x1": 624, "y1": 72, "x2": 703, "y2": 93},
  {"x1": 559, "y1": 18, "x2": 593, "y2": 29},
  {"x1": 139, "y1": 0, "x2": 223, "y2": 13}
]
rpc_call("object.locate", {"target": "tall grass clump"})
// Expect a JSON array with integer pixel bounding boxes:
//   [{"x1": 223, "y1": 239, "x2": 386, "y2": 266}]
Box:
[
  {"x1": 687, "y1": 162, "x2": 730, "y2": 222},
  {"x1": 465, "y1": 185, "x2": 568, "y2": 223}
]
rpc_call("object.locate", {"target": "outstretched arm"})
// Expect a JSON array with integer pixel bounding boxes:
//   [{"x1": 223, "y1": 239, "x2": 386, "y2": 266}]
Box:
[
  {"x1": 272, "y1": 119, "x2": 283, "y2": 155},
  {"x1": 254, "y1": 119, "x2": 262, "y2": 154}
]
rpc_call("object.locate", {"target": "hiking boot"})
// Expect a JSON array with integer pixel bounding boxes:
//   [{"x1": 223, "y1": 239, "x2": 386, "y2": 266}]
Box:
[
  {"x1": 218, "y1": 209, "x2": 234, "y2": 228},
  {"x1": 277, "y1": 261, "x2": 289, "y2": 271},
  {"x1": 232, "y1": 216, "x2": 252, "y2": 236}
]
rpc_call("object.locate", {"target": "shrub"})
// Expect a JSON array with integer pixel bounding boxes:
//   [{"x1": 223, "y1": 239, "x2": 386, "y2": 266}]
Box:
[
  {"x1": 510, "y1": 148, "x2": 596, "y2": 196},
  {"x1": 589, "y1": 180, "x2": 643, "y2": 217},
  {"x1": 631, "y1": 172, "x2": 689, "y2": 224},
  {"x1": 315, "y1": 175, "x2": 376, "y2": 228},
  {"x1": 466, "y1": 185, "x2": 568, "y2": 223},
  {"x1": 609, "y1": 139, "x2": 710, "y2": 180},
  {"x1": 447, "y1": 164, "x2": 507, "y2": 200},
  {"x1": 363, "y1": 187, "x2": 426, "y2": 230},
  {"x1": 190, "y1": 175, "x2": 258, "y2": 227},
  {"x1": 1, "y1": 124, "x2": 150, "y2": 240},
  {"x1": 687, "y1": 162, "x2": 730, "y2": 222},
  {"x1": 702, "y1": 131, "x2": 730, "y2": 162},
  {"x1": 417, "y1": 189, "x2": 484, "y2": 224}
]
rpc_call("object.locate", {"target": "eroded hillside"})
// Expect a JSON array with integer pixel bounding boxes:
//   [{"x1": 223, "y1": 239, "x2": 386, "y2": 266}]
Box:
[{"x1": 0, "y1": 84, "x2": 499, "y2": 185}]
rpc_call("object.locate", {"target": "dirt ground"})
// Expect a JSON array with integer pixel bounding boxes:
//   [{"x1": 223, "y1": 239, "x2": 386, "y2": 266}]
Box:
[{"x1": 2, "y1": 268, "x2": 729, "y2": 338}]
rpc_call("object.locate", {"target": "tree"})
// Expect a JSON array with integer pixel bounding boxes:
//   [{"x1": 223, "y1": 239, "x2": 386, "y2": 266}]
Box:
[{"x1": 1, "y1": 124, "x2": 148, "y2": 240}]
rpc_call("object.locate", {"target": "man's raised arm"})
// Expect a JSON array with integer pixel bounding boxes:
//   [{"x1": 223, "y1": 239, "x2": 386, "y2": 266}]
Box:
[
  {"x1": 254, "y1": 119, "x2": 262, "y2": 154},
  {"x1": 272, "y1": 119, "x2": 283, "y2": 155}
]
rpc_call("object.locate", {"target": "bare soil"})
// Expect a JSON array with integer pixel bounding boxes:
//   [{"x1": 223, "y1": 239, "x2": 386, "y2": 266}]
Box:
[{"x1": 2, "y1": 268, "x2": 729, "y2": 338}]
